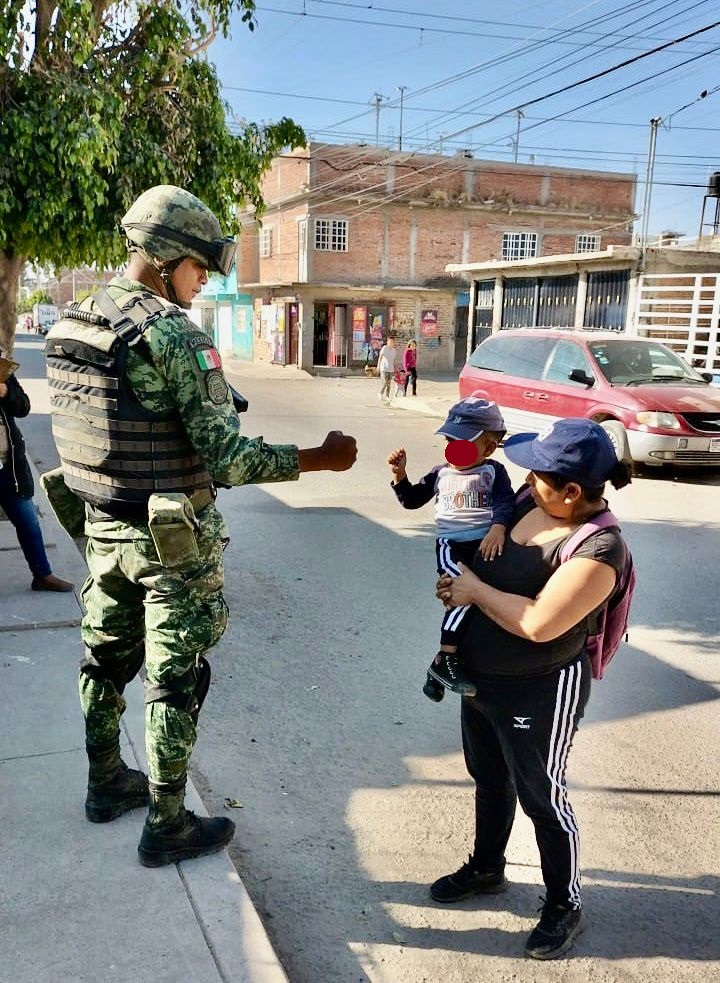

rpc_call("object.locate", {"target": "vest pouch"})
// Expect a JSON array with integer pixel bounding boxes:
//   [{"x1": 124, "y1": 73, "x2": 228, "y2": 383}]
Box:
[{"x1": 147, "y1": 493, "x2": 199, "y2": 568}]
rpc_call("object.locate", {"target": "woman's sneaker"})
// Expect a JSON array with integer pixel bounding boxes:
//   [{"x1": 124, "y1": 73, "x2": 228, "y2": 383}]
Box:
[
  {"x1": 524, "y1": 901, "x2": 586, "y2": 959},
  {"x1": 427, "y1": 652, "x2": 477, "y2": 697},
  {"x1": 430, "y1": 856, "x2": 508, "y2": 902}
]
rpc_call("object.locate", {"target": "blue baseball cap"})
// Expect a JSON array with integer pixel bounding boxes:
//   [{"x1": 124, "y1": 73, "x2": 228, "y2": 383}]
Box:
[
  {"x1": 436, "y1": 398, "x2": 506, "y2": 441},
  {"x1": 503, "y1": 419, "x2": 618, "y2": 485}
]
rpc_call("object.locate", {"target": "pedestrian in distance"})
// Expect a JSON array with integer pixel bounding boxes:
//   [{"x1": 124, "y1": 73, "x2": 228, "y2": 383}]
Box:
[
  {"x1": 403, "y1": 339, "x2": 418, "y2": 396},
  {"x1": 387, "y1": 398, "x2": 514, "y2": 701},
  {"x1": 432, "y1": 419, "x2": 632, "y2": 960},
  {"x1": 42, "y1": 185, "x2": 357, "y2": 868},
  {"x1": 0, "y1": 365, "x2": 74, "y2": 593},
  {"x1": 377, "y1": 334, "x2": 397, "y2": 404}
]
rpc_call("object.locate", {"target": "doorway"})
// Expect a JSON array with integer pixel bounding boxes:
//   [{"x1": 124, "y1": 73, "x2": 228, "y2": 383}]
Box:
[{"x1": 313, "y1": 303, "x2": 329, "y2": 365}]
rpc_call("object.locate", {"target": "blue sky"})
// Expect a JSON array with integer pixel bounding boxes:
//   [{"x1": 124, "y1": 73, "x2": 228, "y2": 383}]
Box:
[{"x1": 210, "y1": 1, "x2": 720, "y2": 239}]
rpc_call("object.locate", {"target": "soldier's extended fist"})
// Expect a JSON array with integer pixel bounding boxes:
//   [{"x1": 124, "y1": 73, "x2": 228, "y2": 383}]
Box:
[{"x1": 320, "y1": 430, "x2": 358, "y2": 471}]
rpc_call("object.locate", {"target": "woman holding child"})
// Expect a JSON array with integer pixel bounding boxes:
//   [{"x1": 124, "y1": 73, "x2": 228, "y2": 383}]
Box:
[{"x1": 431, "y1": 418, "x2": 632, "y2": 961}]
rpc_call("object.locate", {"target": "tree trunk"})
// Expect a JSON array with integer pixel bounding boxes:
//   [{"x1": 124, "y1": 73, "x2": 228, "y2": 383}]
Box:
[{"x1": 0, "y1": 252, "x2": 25, "y2": 356}]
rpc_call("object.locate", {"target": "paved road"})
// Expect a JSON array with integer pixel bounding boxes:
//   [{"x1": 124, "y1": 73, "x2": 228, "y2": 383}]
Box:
[{"x1": 14, "y1": 335, "x2": 720, "y2": 982}]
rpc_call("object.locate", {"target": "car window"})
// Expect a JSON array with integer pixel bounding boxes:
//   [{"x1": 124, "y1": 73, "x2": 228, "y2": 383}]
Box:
[
  {"x1": 468, "y1": 334, "x2": 555, "y2": 380},
  {"x1": 543, "y1": 340, "x2": 593, "y2": 385},
  {"x1": 590, "y1": 340, "x2": 706, "y2": 385}
]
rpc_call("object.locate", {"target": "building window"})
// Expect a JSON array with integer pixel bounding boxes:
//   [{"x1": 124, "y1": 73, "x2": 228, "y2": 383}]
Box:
[
  {"x1": 575, "y1": 234, "x2": 601, "y2": 253},
  {"x1": 260, "y1": 227, "x2": 273, "y2": 258},
  {"x1": 314, "y1": 218, "x2": 348, "y2": 252},
  {"x1": 502, "y1": 232, "x2": 538, "y2": 261}
]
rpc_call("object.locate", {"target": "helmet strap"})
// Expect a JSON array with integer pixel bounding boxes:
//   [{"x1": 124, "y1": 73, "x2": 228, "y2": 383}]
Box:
[{"x1": 158, "y1": 257, "x2": 191, "y2": 310}]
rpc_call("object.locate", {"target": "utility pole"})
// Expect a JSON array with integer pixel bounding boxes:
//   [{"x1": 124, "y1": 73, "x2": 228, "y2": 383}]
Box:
[
  {"x1": 514, "y1": 109, "x2": 524, "y2": 163},
  {"x1": 397, "y1": 85, "x2": 407, "y2": 151},
  {"x1": 640, "y1": 116, "x2": 662, "y2": 260},
  {"x1": 373, "y1": 92, "x2": 386, "y2": 146}
]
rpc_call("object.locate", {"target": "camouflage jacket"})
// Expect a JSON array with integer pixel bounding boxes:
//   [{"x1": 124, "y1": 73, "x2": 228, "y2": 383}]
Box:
[{"x1": 74, "y1": 277, "x2": 299, "y2": 537}]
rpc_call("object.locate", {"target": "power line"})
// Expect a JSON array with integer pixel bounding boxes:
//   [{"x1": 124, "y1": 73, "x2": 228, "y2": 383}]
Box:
[
  {"x1": 221, "y1": 84, "x2": 720, "y2": 132},
  {"x1": 280, "y1": 0, "x2": 672, "y2": 137},
  {"x1": 439, "y1": 19, "x2": 720, "y2": 144},
  {"x1": 401, "y1": 0, "x2": 712, "y2": 141},
  {"x1": 304, "y1": 0, "x2": 715, "y2": 46},
  {"x1": 256, "y1": 0, "x2": 718, "y2": 48}
]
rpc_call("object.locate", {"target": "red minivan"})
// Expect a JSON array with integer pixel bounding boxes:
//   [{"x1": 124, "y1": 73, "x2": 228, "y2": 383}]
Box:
[{"x1": 459, "y1": 329, "x2": 720, "y2": 467}]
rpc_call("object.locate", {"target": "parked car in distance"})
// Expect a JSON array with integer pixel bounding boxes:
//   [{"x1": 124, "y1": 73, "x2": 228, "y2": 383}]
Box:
[{"x1": 459, "y1": 328, "x2": 720, "y2": 468}]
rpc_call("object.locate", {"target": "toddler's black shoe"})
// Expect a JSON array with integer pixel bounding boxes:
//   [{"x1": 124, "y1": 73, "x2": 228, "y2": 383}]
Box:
[
  {"x1": 430, "y1": 856, "x2": 508, "y2": 903},
  {"x1": 422, "y1": 672, "x2": 445, "y2": 702},
  {"x1": 524, "y1": 900, "x2": 586, "y2": 960},
  {"x1": 427, "y1": 652, "x2": 477, "y2": 697}
]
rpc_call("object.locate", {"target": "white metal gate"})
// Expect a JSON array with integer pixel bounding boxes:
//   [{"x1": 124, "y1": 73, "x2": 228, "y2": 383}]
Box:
[{"x1": 632, "y1": 272, "x2": 720, "y2": 371}]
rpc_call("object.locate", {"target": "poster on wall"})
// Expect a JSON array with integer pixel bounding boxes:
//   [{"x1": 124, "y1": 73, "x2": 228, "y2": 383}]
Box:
[
  {"x1": 369, "y1": 312, "x2": 384, "y2": 351},
  {"x1": 352, "y1": 305, "x2": 368, "y2": 361},
  {"x1": 420, "y1": 308, "x2": 439, "y2": 337},
  {"x1": 261, "y1": 304, "x2": 277, "y2": 342},
  {"x1": 272, "y1": 306, "x2": 286, "y2": 364}
]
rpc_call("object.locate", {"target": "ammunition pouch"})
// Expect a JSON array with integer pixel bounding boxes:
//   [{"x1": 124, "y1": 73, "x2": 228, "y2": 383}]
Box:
[
  {"x1": 40, "y1": 467, "x2": 86, "y2": 538},
  {"x1": 147, "y1": 492, "x2": 200, "y2": 568}
]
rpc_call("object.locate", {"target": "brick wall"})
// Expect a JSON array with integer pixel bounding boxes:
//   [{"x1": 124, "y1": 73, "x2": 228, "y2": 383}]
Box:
[
  {"x1": 238, "y1": 220, "x2": 259, "y2": 284},
  {"x1": 259, "y1": 203, "x2": 308, "y2": 284},
  {"x1": 262, "y1": 150, "x2": 310, "y2": 206},
  {"x1": 242, "y1": 143, "x2": 635, "y2": 294}
]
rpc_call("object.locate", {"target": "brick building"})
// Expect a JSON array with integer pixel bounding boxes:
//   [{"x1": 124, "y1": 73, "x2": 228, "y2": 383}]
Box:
[
  {"x1": 21, "y1": 266, "x2": 117, "y2": 309},
  {"x1": 231, "y1": 143, "x2": 636, "y2": 373}
]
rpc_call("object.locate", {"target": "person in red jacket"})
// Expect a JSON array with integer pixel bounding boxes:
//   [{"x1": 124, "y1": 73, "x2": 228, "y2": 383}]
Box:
[{"x1": 403, "y1": 339, "x2": 417, "y2": 396}]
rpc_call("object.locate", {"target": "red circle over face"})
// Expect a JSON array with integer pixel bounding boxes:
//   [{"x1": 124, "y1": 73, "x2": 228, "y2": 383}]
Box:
[{"x1": 445, "y1": 440, "x2": 478, "y2": 467}]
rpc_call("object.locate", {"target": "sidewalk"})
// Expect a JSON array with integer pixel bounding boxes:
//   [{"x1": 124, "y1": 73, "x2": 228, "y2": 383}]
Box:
[{"x1": 0, "y1": 462, "x2": 289, "y2": 983}]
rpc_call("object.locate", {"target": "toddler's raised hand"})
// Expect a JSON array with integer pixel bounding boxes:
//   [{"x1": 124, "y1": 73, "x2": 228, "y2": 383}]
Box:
[{"x1": 387, "y1": 447, "x2": 407, "y2": 482}]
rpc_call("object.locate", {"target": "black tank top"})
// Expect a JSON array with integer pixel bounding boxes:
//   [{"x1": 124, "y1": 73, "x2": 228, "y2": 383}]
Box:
[{"x1": 458, "y1": 519, "x2": 625, "y2": 679}]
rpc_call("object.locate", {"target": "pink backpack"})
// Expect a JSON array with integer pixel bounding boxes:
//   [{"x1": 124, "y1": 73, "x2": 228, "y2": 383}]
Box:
[{"x1": 559, "y1": 511, "x2": 636, "y2": 680}]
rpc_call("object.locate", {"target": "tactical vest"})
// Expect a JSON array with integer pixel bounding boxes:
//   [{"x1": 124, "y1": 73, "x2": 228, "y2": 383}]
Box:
[{"x1": 44, "y1": 289, "x2": 212, "y2": 509}]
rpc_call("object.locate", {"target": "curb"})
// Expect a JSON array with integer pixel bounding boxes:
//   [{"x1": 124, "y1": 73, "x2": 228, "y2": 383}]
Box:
[{"x1": 29, "y1": 457, "x2": 290, "y2": 983}]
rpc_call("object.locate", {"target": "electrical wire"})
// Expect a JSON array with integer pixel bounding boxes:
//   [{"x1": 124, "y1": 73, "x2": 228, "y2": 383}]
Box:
[{"x1": 401, "y1": 0, "x2": 712, "y2": 141}]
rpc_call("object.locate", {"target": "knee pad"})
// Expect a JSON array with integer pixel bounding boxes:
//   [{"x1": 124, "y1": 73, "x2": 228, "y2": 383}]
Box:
[
  {"x1": 145, "y1": 656, "x2": 211, "y2": 725},
  {"x1": 79, "y1": 645, "x2": 145, "y2": 694}
]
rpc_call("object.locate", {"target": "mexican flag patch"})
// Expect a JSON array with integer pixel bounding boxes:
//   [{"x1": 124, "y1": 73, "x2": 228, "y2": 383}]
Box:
[{"x1": 195, "y1": 348, "x2": 222, "y2": 370}]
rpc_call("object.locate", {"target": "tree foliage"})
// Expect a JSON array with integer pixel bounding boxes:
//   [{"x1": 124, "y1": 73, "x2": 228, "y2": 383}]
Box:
[
  {"x1": 17, "y1": 288, "x2": 53, "y2": 313},
  {"x1": 0, "y1": 0, "x2": 305, "y2": 351}
]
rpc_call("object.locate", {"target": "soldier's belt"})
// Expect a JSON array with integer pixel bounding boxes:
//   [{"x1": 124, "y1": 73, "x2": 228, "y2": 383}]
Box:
[{"x1": 85, "y1": 486, "x2": 215, "y2": 523}]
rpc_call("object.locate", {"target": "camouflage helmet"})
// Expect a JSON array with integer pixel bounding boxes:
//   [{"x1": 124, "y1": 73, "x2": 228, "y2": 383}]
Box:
[{"x1": 121, "y1": 185, "x2": 236, "y2": 276}]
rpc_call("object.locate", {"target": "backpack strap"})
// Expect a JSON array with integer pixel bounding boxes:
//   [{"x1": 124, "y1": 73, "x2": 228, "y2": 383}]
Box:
[
  {"x1": 559, "y1": 510, "x2": 620, "y2": 563},
  {"x1": 92, "y1": 289, "x2": 177, "y2": 347}
]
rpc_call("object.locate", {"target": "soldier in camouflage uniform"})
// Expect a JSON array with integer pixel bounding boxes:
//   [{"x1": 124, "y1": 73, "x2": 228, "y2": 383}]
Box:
[{"x1": 44, "y1": 185, "x2": 357, "y2": 866}]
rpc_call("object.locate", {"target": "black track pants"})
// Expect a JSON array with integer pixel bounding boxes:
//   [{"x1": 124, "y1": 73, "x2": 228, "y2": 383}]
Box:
[
  {"x1": 460, "y1": 656, "x2": 591, "y2": 909},
  {"x1": 436, "y1": 537, "x2": 483, "y2": 645}
]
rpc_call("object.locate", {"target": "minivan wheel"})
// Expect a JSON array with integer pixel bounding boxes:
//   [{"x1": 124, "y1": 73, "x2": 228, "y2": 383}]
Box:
[{"x1": 600, "y1": 420, "x2": 631, "y2": 465}]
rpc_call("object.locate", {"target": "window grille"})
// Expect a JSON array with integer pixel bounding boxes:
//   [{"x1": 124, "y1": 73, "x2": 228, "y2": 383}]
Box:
[
  {"x1": 260, "y1": 227, "x2": 273, "y2": 258},
  {"x1": 314, "y1": 218, "x2": 348, "y2": 252},
  {"x1": 502, "y1": 232, "x2": 538, "y2": 261},
  {"x1": 575, "y1": 234, "x2": 601, "y2": 253}
]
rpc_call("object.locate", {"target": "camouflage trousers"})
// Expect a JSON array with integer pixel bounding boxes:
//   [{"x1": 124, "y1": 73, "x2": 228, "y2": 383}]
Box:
[{"x1": 79, "y1": 504, "x2": 229, "y2": 785}]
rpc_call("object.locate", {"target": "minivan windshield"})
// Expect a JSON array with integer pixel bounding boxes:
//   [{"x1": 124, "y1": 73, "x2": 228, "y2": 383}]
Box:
[{"x1": 589, "y1": 340, "x2": 708, "y2": 386}]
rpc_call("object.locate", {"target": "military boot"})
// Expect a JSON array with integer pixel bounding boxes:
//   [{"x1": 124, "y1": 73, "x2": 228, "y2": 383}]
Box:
[
  {"x1": 85, "y1": 734, "x2": 149, "y2": 823},
  {"x1": 137, "y1": 778, "x2": 235, "y2": 867}
]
